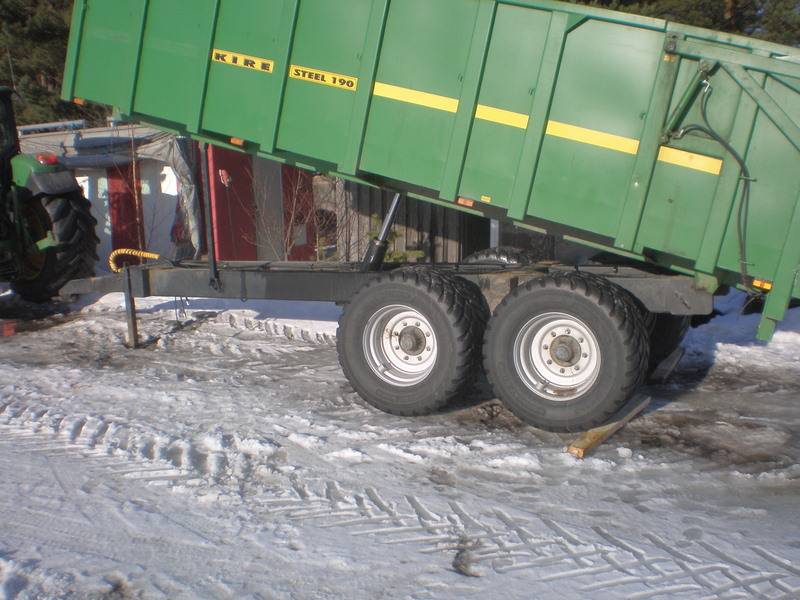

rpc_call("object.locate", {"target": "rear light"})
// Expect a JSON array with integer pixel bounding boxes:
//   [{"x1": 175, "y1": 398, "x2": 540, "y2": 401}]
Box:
[{"x1": 36, "y1": 153, "x2": 59, "y2": 166}]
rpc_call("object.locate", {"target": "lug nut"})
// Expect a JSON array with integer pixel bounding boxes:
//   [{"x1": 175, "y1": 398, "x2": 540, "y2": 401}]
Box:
[{"x1": 560, "y1": 368, "x2": 565, "y2": 374}]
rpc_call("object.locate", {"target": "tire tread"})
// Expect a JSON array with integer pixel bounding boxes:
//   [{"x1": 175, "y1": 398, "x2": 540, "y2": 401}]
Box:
[
  {"x1": 337, "y1": 266, "x2": 488, "y2": 416},
  {"x1": 484, "y1": 271, "x2": 649, "y2": 432}
]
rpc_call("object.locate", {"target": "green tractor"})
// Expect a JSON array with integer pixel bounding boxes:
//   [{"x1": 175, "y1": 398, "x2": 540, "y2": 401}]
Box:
[{"x1": 0, "y1": 87, "x2": 98, "y2": 301}]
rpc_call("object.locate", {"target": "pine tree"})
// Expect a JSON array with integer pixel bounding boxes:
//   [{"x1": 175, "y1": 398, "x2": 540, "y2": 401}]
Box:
[
  {"x1": 0, "y1": 0, "x2": 107, "y2": 126},
  {"x1": 759, "y1": 0, "x2": 800, "y2": 47},
  {"x1": 572, "y1": 0, "x2": 800, "y2": 46}
]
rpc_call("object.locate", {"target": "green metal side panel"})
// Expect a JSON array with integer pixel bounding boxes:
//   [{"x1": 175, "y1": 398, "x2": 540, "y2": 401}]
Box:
[
  {"x1": 133, "y1": 2, "x2": 218, "y2": 127},
  {"x1": 459, "y1": 5, "x2": 551, "y2": 210},
  {"x1": 527, "y1": 20, "x2": 664, "y2": 238},
  {"x1": 276, "y1": 0, "x2": 373, "y2": 166},
  {"x1": 69, "y1": 1, "x2": 148, "y2": 111},
  {"x1": 200, "y1": 0, "x2": 286, "y2": 148},
  {"x1": 360, "y1": 0, "x2": 481, "y2": 191},
  {"x1": 635, "y1": 59, "x2": 741, "y2": 260},
  {"x1": 718, "y1": 76, "x2": 800, "y2": 285},
  {"x1": 635, "y1": 164, "x2": 720, "y2": 260}
]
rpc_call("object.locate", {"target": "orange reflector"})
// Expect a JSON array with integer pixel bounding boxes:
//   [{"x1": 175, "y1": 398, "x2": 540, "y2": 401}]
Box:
[
  {"x1": 73, "y1": 98, "x2": 86, "y2": 106},
  {"x1": 457, "y1": 197, "x2": 475, "y2": 208},
  {"x1": 753, "y1": 279, "x2": 773, "y2": 291},
  {"x1": 230, "y1": 137, "x2": 245, "y2": 146}
]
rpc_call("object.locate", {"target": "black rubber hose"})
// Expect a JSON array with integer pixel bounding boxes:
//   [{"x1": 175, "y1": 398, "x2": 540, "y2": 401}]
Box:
[{"x1": 675, "y1": 84, "x2": 762, "y2": 297}]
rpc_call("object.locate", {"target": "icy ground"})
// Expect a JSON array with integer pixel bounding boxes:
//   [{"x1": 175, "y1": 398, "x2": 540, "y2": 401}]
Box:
[{"x1": 0, "y1": 290, "x2": 798, "y2": 599}]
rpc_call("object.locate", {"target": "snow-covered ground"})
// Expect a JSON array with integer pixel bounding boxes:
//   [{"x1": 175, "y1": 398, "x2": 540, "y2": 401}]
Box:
[{"x1": 0, "y1": 289, "x2": 798, "y2": 599}]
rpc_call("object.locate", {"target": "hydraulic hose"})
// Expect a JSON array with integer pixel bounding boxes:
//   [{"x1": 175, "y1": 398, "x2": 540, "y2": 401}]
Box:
[
  {"x1": 109, "y1": 248, "x2": 163, "y2": 273},
  {"x1": 674, "y1": 83, "x2": 762, "y2": 297}
]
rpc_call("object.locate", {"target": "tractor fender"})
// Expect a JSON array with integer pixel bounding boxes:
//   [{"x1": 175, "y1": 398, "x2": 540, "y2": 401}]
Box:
[
  {"x1": 25, "y1": 170, "x2": 81, "y2": 196},
  {"x1": 11, "y1": 154, "x2": 81, "y2": 197}
]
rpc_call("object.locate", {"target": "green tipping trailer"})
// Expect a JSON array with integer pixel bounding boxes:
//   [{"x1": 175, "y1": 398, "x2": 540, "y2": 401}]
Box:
[{"x1": 61, "y1": 0, "x2": 800, "y2": 432}]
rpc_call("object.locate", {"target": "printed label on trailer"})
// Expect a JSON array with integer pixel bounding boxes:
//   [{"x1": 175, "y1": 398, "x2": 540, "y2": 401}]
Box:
[
  {"x1": 212, "y1": 49, "x2": 274, "y2": 74},
  {"x1": 289, "y1": 65, "x2": 358, "y2": 91}
]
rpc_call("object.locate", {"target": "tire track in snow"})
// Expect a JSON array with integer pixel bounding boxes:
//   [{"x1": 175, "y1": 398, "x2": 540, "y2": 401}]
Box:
[
  {"x1": 222, "y1": 312, "x2": 336, "y2": 347},
  {"x1": 2, "y1": 399, "x2": 799, "y2": 598},
  {"x1": 0, "y1": 421, "x2": 290, "y2": 599}
]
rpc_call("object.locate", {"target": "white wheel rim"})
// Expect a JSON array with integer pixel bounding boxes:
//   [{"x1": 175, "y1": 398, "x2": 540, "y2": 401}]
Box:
[
  {"x1": 513, "y1": 312, "x2": 601, "y2": 401},
  {"x1": 363, "y1": 305, "x2": 438, "y2": 387}
]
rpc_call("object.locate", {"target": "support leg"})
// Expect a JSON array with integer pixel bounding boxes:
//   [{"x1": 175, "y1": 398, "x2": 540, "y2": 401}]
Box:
[
  {"x1": 200, "y1": 142, "x2": 222, "y2": 291},
  {"x1": 123, "y1": 265, "x2": 139, "y2": 349},
  {"x1": 361, "y1": 192, "x2": 402, "y2": 272}
]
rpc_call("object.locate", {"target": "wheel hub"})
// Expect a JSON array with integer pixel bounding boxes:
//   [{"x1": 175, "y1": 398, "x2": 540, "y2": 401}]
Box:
[
  {"x1": 363, "y1": 306, "x2": 437, "y2": 386},
  {"x1": 550, "y1": 335, "x2": 581, "y2": 367},
  {"x1": 398, "y1": 326, "x2": 426, "y2": 356},
  {"x1": 513, "y1": 313, "x2": 601, "y2": 401}
]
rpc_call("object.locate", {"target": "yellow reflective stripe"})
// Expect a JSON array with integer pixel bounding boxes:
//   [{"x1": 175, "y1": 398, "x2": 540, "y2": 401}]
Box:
[
  {"x1": 373, "y1": 82, "x2": 459, "y2": 113},
  {"x1": 657, "y1": 146, "x2": 723, "y2": 175},
  {"x1": 546, "y1": 120, "x2": 641, "y2": 155},
  {"x1": 475, "y1": 105, "x2": 529, "y2": 129},
  {"x1": 370, "y1": 82, "x2": 723, "y2": 176}
]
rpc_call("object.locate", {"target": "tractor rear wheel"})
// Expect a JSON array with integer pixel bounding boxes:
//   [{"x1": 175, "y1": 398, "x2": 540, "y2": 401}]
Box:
[
  {"x1": 12, "y1": 192, "x2": 98, "y2": 302},
  {"x1": 337, "y1": 267, "x2": 486, "y2": 416},
  {"x1": 484, "y1": 272, "x2": 649, "y2": 432}
]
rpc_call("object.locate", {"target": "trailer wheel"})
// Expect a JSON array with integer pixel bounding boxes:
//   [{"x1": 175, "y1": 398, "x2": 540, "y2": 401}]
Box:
[
  {"x1": 648, "y1": 314, "x2": 690, "y2": 373},
  {"x1": 12, "y1": 193, "x2": 99, "y2": 302},
  {"x1": 484, "y1": 273, "x2": 649, "y2": 432},
  {"x1": 338, "y1": 267, "x2": 485, "y2": 416}
]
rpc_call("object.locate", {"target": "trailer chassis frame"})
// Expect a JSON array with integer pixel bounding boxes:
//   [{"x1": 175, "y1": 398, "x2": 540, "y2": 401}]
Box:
[{"x1": 63, "y1": 261, "x2": 714, "y2": 349}]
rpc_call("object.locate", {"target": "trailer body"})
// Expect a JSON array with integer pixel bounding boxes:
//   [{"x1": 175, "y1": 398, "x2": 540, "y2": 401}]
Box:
[{"x1": 62, "y1": 0, "x2": 800, "y2": 339}]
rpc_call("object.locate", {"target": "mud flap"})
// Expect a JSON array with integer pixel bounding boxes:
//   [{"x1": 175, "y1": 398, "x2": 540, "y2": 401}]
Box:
[{"x1": 649, "y1": 346, "x2": 685, "y2": 384}]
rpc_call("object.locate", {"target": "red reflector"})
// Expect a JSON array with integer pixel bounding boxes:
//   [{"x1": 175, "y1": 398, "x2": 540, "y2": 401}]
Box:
[
  {"x1": 36, "y1": 153, "x2": 59, "y2": 166},
  {"x1": 0, "y1": 320, "x2": 15, "y2": 337}
]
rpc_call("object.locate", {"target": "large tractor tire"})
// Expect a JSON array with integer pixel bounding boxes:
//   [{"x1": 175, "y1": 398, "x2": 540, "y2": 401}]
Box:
[
  {"x1": 484, "y1": 272, "x2": 649, "y2": 432},
  {"x1": 337, "y1": 267, "x2": 486, "y2": 416},
  {"x1": 12, "y1": 192, "x2": 98, "y2": 302}
]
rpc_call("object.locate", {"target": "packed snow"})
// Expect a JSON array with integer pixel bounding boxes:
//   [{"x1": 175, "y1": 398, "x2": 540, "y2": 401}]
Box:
[{"x1": 0, "y1": 287, "x2": 798, "y2": 599}]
